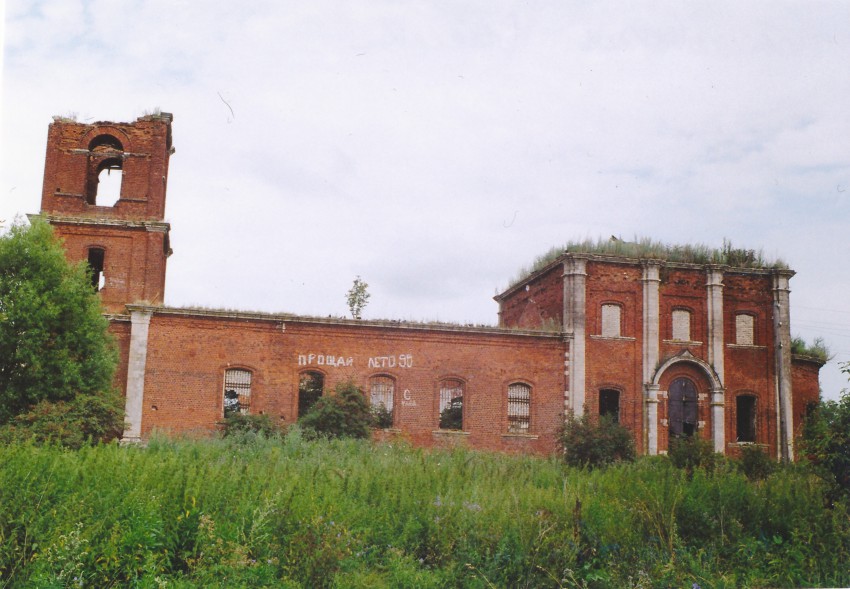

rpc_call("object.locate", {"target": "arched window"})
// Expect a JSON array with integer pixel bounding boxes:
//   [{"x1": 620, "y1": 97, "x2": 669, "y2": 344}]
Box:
[
  {"x1": 507, "y1": 383, "x2": 531, "y2": 433},
  {"x1": 94, "y1": 160, "x2": 123, "y2": 206},
  {"x1": 298, "y1": 371, "x2": 324, "y2": 418},
  {"x1": 439, "y1": 378, "x2": 464, "y2": 430},
  {"x1": 668, "y1": 377, "x2": 698, "y2": 437},
  {"x1": 223, "y1": 368, "x2": 252, "y2": 417},
  {"x1": 735, "y1": 313, "x2": 755, "y2": 345},
  {"x1": 736, "y1": 394, "x2": 757, "y2": 442},
  {"x1": 88, "y1": 134, "x2": 124, "y2": 152},
  {"x1": 87, "y1": 247, "x2": 105, "y2": 291},
  {"x1": 86, "y1": 134, "x2": 124, "y2": 206},
  {"x1": 601, "y1": 303, "x2": 622, "y2": 337},
  {"x1": 599, "y1": 389, "x2": 620, "y2": 423},
  {"x1": 370, "y1": 374, "x2": 395, "y2": 427},
  {"x1": 672, "y1": 309, "x2": 691, "y2": 341}
]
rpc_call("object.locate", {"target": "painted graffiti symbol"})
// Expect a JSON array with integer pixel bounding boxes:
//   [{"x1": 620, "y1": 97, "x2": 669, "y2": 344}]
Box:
[
  {"x1": 401, "y1": 388, "x2": 416, "y2": 407},
  {"x1": 368, "y1": 354, "x2": 414, "y2": 369},
  {"x1": 297, "y1": 354, "x2": 354, "y2": 368},
  {"x1": 297, "y1": 353, "x2": 413, "y2": 369}
]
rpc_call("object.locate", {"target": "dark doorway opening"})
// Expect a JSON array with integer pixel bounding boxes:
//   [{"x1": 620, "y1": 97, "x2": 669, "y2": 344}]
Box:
[
  {"x1": 668, "y1": 377, "x2": 698, "y2": 437},
  {"x1": 298, "y1": 371, "x2": 324, "y2": 418},
  {"x1": 736, "y1": 395, "x2": 757, "y2": 442},
  {"x1": 599, "y1": 389, "x2": 620, "y2": 423}
]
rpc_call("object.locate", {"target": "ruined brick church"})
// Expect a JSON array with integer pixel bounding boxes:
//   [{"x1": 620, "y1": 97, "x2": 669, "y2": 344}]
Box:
[{"x1": 34, "y1": 113, "x2": 822, "y2": 459}]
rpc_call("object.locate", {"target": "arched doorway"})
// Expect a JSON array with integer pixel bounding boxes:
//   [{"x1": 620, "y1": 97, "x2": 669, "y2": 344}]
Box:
[{"x1": 668, "y1": 377, "x2": 698, "y2": 438}]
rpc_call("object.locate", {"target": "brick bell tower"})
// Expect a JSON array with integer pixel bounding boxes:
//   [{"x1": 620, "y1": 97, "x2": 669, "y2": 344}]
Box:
[{"x1": 36, "y1": 113, "x2": 174, "y2": 314}]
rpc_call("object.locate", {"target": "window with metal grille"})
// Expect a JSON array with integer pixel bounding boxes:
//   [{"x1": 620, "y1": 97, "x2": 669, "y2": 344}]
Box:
[
  {"x1": 370, "y1": 375, "x2": 395, "y2": 428},
  {"x1": 736, "y1": 395, "x2": 757, "y2": 442},
  {"x1": 736, "y1": 313, "x2": 755, "y2": 345},
  {"x1": 672, "y1": 309, "x2": 691, "y2": 341},
  {"x1": 601, "y1": 304, "x2": 622, "y2": 337},
  {"x1": 223, "y1": 368, "x2": 252, "y2": 417},
  {"x1": 599, "y1": 389, "x2": 620, "y2": 423},
  {"x1": 439, "y1": 378, "x2": 464, "y2": 430},
  {"x1": 370, "y1": 375, "x2": 395, "y2": 412},
  {"x1": 298, "y1": 371, "x2": 324, "y2": 418},
  {"x1": 507, "y1": 383, "x2": 531, "y2": 433}
]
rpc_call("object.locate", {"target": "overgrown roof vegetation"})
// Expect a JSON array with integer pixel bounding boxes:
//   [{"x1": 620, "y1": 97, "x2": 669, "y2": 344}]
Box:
[
  {"x1": 791, "y1": 336, "x2": 831, "y2": 363},
  {"x1": 508, "y1": 236, "x2": 789, "y2": 288}
]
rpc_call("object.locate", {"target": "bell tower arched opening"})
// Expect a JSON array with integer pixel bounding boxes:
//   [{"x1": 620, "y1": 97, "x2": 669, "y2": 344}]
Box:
[{"x1": 86, "y1": 134, "x2": 125, "y2": 207}]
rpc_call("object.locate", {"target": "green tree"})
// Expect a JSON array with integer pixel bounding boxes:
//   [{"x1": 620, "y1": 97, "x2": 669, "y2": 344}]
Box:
[
  {"x1": 0, "y1": 219, "x2": 122, "y2": 445},
  {"x1": 346, "y1": 276, "x2": 370, "y2": 319},
  {"x1": 801, "y1": 361, "x2": 850, "y2": 501},
  {"x1": 298, "y1": 380, "x2": 372, "y2": 439}
]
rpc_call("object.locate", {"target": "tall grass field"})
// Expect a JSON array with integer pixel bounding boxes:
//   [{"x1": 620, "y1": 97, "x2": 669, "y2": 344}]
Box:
[{"x1": 1, "y1": 430, "x2": 848, "y2": 588}]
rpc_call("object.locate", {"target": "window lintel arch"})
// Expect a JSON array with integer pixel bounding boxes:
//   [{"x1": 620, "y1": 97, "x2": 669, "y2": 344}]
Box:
[
  {"x1": 222, "y1": 363, "x2": 257, "y2": 373},
  {"x1": 88, "y1": 133, "x2": 124, "y2": 153},
  {"x1": 597, "y1": 382, "x2": 624, "y2": 392},
  {"x1": 735, "y1": 389, "x2": 757, "y2": 396},
  {"x1": 82, "y1": 126, "x2": 131, "y2": 152},
  {"x1": 95, "y1": 155, "x2": 124, "y2": 171},
  {"x1": 599, "y1": 300, "x2": 624, "y2": 314},
  {"x1": 438, "y1": 374, "x2": 467, "y2": 385},
  {"x1": 651, "y1": 350, "x2": 722, "y2": 392}
]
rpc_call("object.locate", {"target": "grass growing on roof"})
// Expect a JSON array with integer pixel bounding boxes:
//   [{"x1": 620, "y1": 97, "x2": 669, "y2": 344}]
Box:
[
  {"x1": 791, "y1": 335, "x2": 831, "y2": 363},
  {"x1": 507, "y1": 236, "x2": 788, "y2": 288}
]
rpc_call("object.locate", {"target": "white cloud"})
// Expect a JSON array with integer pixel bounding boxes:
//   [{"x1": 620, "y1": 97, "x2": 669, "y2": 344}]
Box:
[{"x1": 3, "y1": 0, "x2": 850, "y2": 397}]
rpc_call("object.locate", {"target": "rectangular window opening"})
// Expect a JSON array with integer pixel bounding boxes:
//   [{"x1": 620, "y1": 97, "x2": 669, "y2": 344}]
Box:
[
  {"x1": 672, "y1": 309, "x2": 691, "y2": 341},
  {"x1": 224, "y1": 368, "x2": 252, "y2": 418},
  {"x1": 736, "y1": 395, "x2": 757, "y2": 442},
  {"x1": 601, "y1": 304, "x2": 622, "y2": 337},
  {"x1": 439, "y1": 379, "x2": 464, "y2": 430},
  {"x1": 87, "y1": 248, "x2": 105, "y2": 291},
  {"x1": 370, "y1": 375, "x2": 395, "y2": 427},
  {"x1": 736, "y1": 314, "x2": 755, "y2": 345},
  {"x1": 599, "y1": 389, "x2": 620, "y2": 423},
  {"x1": 507, "y1": 383, "x2": 531, "y2": 433}
]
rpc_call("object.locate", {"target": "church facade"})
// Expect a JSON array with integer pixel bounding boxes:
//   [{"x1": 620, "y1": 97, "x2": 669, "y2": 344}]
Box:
[{"x1": 33, "y1": 113, "x2": 822, "y2": 459}]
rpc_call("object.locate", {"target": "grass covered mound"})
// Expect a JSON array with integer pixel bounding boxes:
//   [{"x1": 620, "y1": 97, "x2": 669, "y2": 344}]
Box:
[{"x1": 1, "y1": 432, "x2": 848, "y2": 588}]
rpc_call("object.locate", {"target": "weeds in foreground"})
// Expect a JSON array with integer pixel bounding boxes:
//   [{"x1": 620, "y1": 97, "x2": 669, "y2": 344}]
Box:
[{"x1": 0, "y1": 433, "x2": 847, "y2": 587}]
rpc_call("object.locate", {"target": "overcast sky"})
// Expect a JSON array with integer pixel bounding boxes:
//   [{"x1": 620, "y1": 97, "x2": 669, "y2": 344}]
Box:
[{"x1": 2, "y1": 1, "x2": 850, "y2": 399}]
